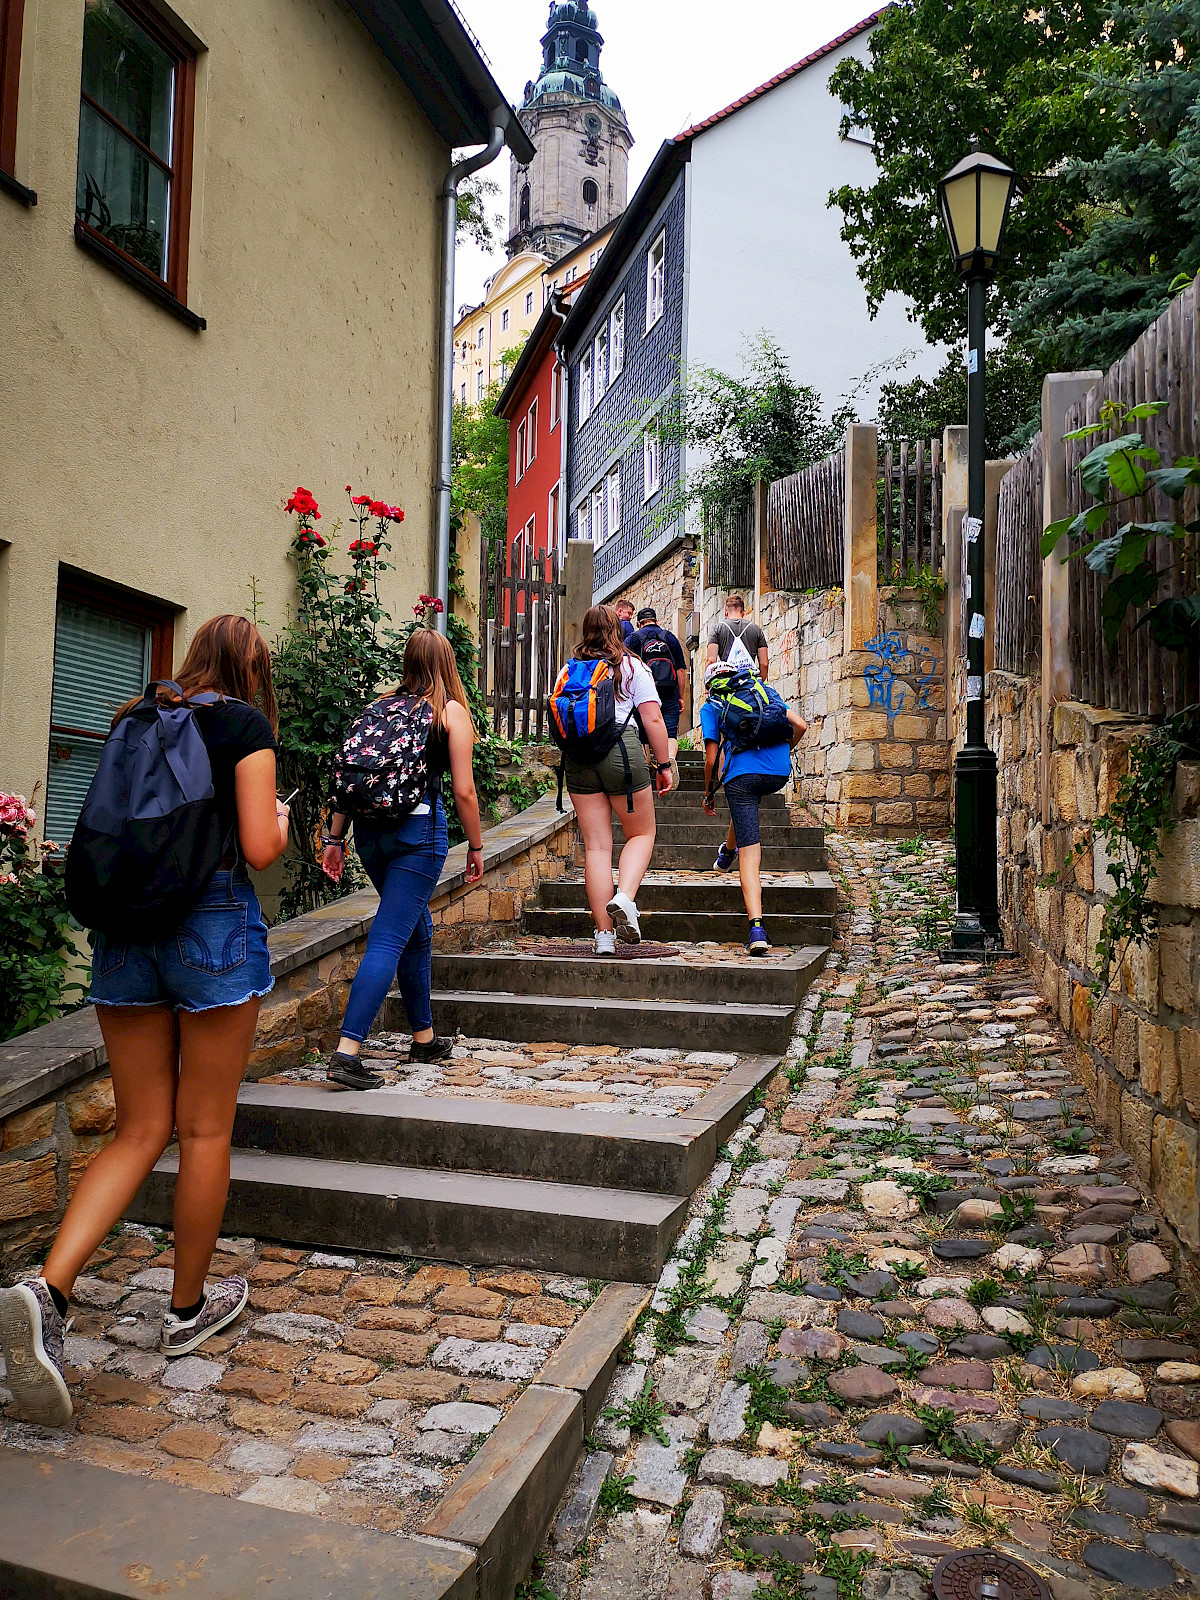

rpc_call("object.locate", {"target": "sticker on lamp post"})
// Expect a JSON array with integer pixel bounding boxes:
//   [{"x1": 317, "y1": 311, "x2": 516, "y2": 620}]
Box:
[
  {"x1": 969, "y1": 613, "x2": 985, "y2": 639},
  {"x1": 967, "y1": 675, "x2": 983, "y2": 699},
  {"x1": 964, "y1": 515, "x2": 982, "y2": 543}
]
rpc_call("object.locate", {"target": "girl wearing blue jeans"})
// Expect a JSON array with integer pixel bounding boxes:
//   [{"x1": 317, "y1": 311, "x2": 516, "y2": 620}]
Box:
[{"x1": 320, "y1": 630, "x2": 484, "y2": 1090}]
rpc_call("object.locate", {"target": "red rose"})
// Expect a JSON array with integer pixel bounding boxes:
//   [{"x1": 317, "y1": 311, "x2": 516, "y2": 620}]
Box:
[
  {"x1": 345, "y1": 484, "x2": 353, "y2": 493},
  {"x1": 351, "y1": 495, "x2": 370, "y2": 507},
  {"x1": 368, "y1": 500, "x2": 387, "y2": 518}
]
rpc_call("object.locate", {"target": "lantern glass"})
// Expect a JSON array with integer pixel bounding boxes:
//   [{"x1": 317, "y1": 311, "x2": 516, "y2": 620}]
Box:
[{"x1": 938, "y1": 150, "x2": 1017, "y2": 274}]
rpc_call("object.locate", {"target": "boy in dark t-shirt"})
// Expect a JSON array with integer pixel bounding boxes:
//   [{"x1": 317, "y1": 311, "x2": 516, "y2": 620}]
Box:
[{"x1": 706, "y1": 594, "x2": 768, "y2": 679}]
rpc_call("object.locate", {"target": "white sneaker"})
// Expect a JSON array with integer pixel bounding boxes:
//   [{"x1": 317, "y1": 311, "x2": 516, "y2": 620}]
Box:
[
  {"x1": 606, "y1": 891, "x2": 642, "y2": 944},
  {"x1": 594, "y1": 928, "x2": 617, "y2": 956}
]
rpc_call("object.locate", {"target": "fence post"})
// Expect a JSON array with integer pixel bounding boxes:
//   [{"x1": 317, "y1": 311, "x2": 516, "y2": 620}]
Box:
[
  {"x1": 454, "y1": 510, "x2": 482, "y2": 640},
  {"x1": 942, "y1": 427, "x2": 968, "y2": 528},
  {"x1": 843, "y1": 424, "x2": 878, "y2": 652},
  {"x1": 753, "y1": 476, "x2": 771, "y2": 617},
  {"x1": 562, "y1": 538, "x2": 594, "y2": 659},
  {"x1": 1039, "y1": 371, "x2": 1102, "y2": 823}
]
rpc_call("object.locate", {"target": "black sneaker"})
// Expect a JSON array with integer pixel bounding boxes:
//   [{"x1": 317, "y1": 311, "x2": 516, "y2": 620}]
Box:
[
  {"x1": 327, "y1": 1052, "x2": 383, "y2": 1090},
  {"x1": 410, "y1": 1035, "x2": 455, "y2": 1064}
]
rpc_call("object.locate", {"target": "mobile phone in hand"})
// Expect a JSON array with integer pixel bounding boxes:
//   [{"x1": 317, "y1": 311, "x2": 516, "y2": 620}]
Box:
[{"x1": 279, "y1": 787, "x2": 299, "y2": 806}]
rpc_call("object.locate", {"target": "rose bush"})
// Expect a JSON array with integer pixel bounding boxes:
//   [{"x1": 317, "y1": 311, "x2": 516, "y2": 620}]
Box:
[{"x1": 0, "y1": 790, "x2": 84, "y2": 1040}]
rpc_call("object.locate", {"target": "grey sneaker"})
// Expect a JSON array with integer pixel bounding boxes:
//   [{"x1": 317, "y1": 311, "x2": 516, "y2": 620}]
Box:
[
  {"x1": 0, "y1": 1278, "x2": 72, "y2": 1426},
  {"x1": 161, "y1": 1275, "x2": 249, "y2": 1356}
]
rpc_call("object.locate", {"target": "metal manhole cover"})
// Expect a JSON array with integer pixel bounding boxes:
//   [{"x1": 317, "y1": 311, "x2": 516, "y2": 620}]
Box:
[{"x1": 932, "y1": 1552, "x2": 1050, "y2": 1600}]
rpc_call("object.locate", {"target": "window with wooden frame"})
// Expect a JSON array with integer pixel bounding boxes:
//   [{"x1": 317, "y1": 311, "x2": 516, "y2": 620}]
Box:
[
  {"x1": 548, "y1": 482, "x2": 560, "y2": 552},
  {"x1": 75, "y1": 0, "x2": 197, "y2": 303},
  {"x1": 646, "y1": 229, "x2": 666, "y2": 331},
  {"x1": 45, "y1": 574, "x2": 174, "y2": 844},
  {"x1": 0, "y1": 0, "x2": 27, "y2": 182}
]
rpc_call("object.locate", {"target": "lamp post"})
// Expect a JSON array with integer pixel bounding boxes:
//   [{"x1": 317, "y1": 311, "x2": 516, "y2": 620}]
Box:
[{"x1": 937, "y1": 149, "x2": 1018, "y2": 953}]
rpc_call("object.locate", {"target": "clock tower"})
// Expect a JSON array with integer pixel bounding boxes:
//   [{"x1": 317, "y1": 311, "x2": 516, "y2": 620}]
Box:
[{"x1": 507, "y1": 3, "x2": 633, "y2": 261}]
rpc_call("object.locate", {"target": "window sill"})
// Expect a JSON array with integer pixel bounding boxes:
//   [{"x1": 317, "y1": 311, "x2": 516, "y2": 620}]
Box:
[
  {"x1": 74, "y1": 220, "x2": 205, "y2": 331},
  {"x1": 1, "y1": 169, "x2": 37, "y2": 206}
]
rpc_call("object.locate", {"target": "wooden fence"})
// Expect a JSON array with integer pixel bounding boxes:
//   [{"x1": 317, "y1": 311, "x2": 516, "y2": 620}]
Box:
[
  {"x1": 878, "y1": 438, "x2": 942, "y2": 580},
  {"x1": 704, "y1": 496, "x2": 755, "y2": 590},
  {"x1": 994, "y1": 431, "x2": 1043, "y2": 677},
  {"x1": 766, "y1": 449, "x2": 844, "y2": 592},
  {"x1": 1065, "y1": 284, "x2": 1199, "y2": 717},
  {"x1": 478, "y1": 537, "x2": 565, "y2": 740}
]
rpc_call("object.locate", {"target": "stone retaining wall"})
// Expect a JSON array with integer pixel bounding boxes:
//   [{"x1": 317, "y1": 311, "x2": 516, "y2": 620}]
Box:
[
  {"x1": 988, "y1": 674, "x2": 1200, "y2": 1268},
  {"x1": 0, "y1": 797, "x2": 579, "y2": 1277}
]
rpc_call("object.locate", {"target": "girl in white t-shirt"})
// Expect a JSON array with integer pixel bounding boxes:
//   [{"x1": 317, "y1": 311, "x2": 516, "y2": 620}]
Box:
[{"x1": 564, "y1": 605, "x2": 673, "y2": 953}]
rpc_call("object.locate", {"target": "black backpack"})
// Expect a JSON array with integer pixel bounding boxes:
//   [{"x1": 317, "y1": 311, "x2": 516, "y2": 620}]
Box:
[
  {"x1": 66, "y1": 682, "x2": 231, "y2": 942},
  {"x1": 332, "y1": 693, "x2": 435, "y2": 821},
  {"x1": 636, "y1": 626, "x2": 679, "y2": 702}
]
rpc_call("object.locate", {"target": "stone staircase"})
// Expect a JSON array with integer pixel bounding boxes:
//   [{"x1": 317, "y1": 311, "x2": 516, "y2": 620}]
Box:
[{"x1": 131, "y1": 754, "x2": 833, "y2": 1285}]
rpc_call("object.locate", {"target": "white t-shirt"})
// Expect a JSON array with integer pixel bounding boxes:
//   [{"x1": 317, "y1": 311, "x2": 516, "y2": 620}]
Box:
[{"x1": 614, "y1": 654, "x2": 660, "y2": 720}]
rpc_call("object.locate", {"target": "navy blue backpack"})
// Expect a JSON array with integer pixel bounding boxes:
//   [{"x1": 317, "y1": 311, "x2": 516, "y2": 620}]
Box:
[{"x1": 65, "y1": 681, "x2": 230, "y2": 942}]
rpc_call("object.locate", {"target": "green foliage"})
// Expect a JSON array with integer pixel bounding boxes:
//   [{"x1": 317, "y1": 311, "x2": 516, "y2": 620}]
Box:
[
  {"x1": 455, "y1": 170, "x2": 502, "y2": 251},
  {"x1": 452, "y1": 382, "x2": 510, "y2": 553},
  {"x1": 1013, "y1": 0, "x2": 1200, "y2": 369},
  {"x1": 992, "y1": 1190, "x2": 1037, "y2": 1231},
  {"x1": 737, "y1": 1364, "x2": 795, "y2": 1431},
  {"x1": 820, "y1": 1543, "x2": 873, "y2": 1600},
  {"x1": 894, "y1": 1168, "x2": 954, "y2": 1211},
  {"x1": 601, "y1": 1374, "x2": 669, "y2": 1446},
  {"x1": 894, "y1": 834, "x2": 928, "y2": 858},
  {"x1": 820, "y1": 1244, "x2": 871, "y2": 1286},
  {"x1": 272, "y1": 493, "x2": 410, "y2": 920},
  {"x1": 965, "y1": 1277, "x2": 1003, "y2": 1308},
  {"x1": 658, "y1": 334, "x2": 852, "y2": 532},
  {"x1": 918, "y1": 1484, "x2": 955, "y2": 1519},
  {"x1": 891, "y1": 1256, "x2": 928, "y2": 1285},
  {"x1": 598, "y1": 1472, "x2": 637, "y2": 1516},
  {"x1": 913, "y1": 1403, "x2": 959, "y2": 1457},
  {"x1": 877, "y1": 342, "x2": 1046, "y2": 457},
  {"x1": 0, "y1": 795, "x2": 85, "y2": 1040},
  {"x1": 878, "y1": 1429, "x2": 915, "y2": 1469},
  {"x1": 828, "y1": 0, "x2": 1111, "y2": 349},
  {"x1": 886, "y1": 563, "x2": 948, "y2": 633}
]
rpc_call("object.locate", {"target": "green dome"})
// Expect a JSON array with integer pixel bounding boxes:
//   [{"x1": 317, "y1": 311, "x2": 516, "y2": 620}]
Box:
[{"x1": 526, "y1": 1, "x2": 624, "y2": 115}]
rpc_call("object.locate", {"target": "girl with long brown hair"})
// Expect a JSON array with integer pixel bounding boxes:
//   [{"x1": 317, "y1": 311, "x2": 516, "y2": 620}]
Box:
[
  {"x1": 0, "y1": 616, "x2": 290, "y2": 1425},
  {"x1": 320, "y1": 627, "x2": 484, "y2": 1089},
  {"x1": 564, "y1": 604, "x2": 672, "y2": 952}
]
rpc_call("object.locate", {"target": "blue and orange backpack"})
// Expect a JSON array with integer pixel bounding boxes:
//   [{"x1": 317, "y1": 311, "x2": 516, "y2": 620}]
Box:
[{"x1": 548, "y1": 656, "x2": 636, "y2": 811}]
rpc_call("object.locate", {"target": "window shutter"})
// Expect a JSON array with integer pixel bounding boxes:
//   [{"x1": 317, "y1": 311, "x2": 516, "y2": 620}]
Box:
[{"x1": 45, "y1": 600, "x2": 150, "y2": 844}]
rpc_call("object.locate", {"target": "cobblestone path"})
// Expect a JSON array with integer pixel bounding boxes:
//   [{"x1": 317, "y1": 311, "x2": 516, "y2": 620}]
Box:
[
  {"x1": 538, "y1": 831, "x2": 1200, "y2": 1600},
  {"x1": 0, "y1": 1236, "x2": 597, "y2": 1534}
]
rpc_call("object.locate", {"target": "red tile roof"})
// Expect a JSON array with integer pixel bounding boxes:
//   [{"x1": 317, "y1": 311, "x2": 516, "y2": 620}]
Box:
[{"x1": 678, "y1": 8, "x2": 888, "y2": 140}]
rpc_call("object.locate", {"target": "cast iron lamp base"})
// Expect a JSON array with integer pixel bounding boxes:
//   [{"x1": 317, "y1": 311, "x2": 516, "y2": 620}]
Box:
[{"x1": 939, "y1": 743, "x2": 1016, "y2": 961}]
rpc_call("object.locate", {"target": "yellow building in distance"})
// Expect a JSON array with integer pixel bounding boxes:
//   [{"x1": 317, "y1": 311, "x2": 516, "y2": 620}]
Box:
[{"x1": 452, "y1": 223, "x2": 617, "y2": 404}]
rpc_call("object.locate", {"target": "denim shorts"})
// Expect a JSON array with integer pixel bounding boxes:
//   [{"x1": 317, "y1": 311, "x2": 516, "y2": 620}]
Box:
[
  {"x1": 724, "y1": 771, "x2": 789, "y2": 848},
  {"x1": 660, "y1": 699, "x2": 681, "y2": 739},
  {"x1": 89, "y1": 869, "x2": 274, "y2": 1013}
]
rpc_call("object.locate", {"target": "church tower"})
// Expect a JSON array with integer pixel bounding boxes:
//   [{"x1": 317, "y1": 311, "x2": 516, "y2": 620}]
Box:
[{"x1": 507, "y1": 3, "x2": 633, "y2": 261}]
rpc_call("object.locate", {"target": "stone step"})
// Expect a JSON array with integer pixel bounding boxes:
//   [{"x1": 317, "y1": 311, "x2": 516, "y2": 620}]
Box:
[
  {"x1": 0, "y1": 1445, "x2": 475, "y2": 1600},
  {"x1": 654, "y1": 791, "x2": 790, "y2": 815},
  {"x1": 424, "y1": 988, "x2": 798, "y2": 1052},
  {"x1": 133, "y1": 1147, "x2": 689, "y2": 1283},
  {"x1": 625, "y1": 844, "x2": 827, "y2": 871},
  {"x1": 537, "y1": 874, "x2": 838, "y2": 915},
  {"x1": 620, "y1": 822, "x2": 820, "y2": 847},
  {"x1": 522, "y1": 907, "x2": 833, "y2": 946},
  {"x1": 432, "y1": 947, "x2": 827, "y2": 1006},
  {"x1": 232, "y1": 1082, "x2": 749, "y2": 1195}
]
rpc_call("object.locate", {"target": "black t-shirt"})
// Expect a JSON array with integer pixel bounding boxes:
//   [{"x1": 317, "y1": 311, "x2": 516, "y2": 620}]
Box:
[{"x1": 190, "y1": 699, "x2": 277, "y2": 847}]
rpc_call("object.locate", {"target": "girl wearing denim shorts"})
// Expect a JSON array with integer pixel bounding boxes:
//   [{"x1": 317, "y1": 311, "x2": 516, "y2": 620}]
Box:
[{"x1": 0, "y1": 617, "x2": 290, "y2": 1426}]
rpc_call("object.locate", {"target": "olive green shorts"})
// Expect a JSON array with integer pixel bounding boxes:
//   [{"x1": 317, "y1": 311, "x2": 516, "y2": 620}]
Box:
[{"x1": 565, "y1": 724, "x2": 651, "y2": 796}]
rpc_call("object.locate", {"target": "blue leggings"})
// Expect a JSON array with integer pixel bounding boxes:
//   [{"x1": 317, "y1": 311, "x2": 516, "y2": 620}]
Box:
[{"x1": 339, "y1": 808, "x2": 448, "y2": 1043}]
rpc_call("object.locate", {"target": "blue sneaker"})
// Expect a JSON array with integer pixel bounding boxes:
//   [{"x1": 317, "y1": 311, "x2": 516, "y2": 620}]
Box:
[
  {"x1": 747, "y1": 921, "x2": 770, "y2": 956},
  {"x1": 714, "y1": 842, "x2": 738, "y2": 873}
]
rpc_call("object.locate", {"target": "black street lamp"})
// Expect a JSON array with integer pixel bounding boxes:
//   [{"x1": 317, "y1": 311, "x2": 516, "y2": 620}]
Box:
[{"x1": 937, "y1": 149, "x2": 1018, "y2": 953}]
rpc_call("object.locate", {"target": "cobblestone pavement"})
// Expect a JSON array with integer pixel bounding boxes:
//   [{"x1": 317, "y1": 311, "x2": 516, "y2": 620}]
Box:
[
  {"x1": 0, "y1": 1238, "x2": 597, "y2": 1534},
  {"x1": 538, "y1": 832, "x2": 1200, "y2": 1600}
]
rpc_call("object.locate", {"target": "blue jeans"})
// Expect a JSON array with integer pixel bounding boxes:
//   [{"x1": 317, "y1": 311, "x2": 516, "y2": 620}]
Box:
[
  {"x1": 89, "y1": 869, "x2": 273, "y2": 1012},
  {"x1": 339, "y1": 802, "x2": 449, "y2": 1043}
]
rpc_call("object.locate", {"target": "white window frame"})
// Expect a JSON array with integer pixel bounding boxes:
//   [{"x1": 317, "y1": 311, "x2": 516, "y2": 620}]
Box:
[
  {"x1": 609, "y1": 294, "x2": 625, "y2": 383},
  {"x1": 515, "y1": 419, "x2": 527, "y2": 482},
  {"x1": 523, "y1": 514, "x2": 536, "y2": 563},
  {"x1": 501, "y1": 308, "x2": 510, "y2": 332},
  {"x1": 578, "y1": 502, "x2": 590, "y2": 541},
  {"x1": 527, "y1": 398, "x2": 538, "y2": 466},
  {"x1": 646, "y1": 229, "x2": 666, "y2": 331},
  {"x1": 550, "y1": 361, "x2": 560, "y2": 429},
  {"x1": 549, "y1": 481, "x2": 561, "y2": 551},
  {"x1": 607, "y1": 464, "x2": 622, "y2": 537},
  {"x1": 578, "y1": 347, "x2": 593, "y2": 426},
  {"x1": 593, "y1": 324, "x2": 608, "y2": 405},
  {"x1": 591, "y1": 486, "x2": 605, "y2": 547},
  {"x1": 475, "y1": 369, "x2": 485, "y2": 403},
  {"x1": 459, "y1": 383, "x2": 466, "y2": 404},
  {"x1": 525, "y1": 290, "x2": 534, "y2": 315},
  {"x1": 477, "y1": 324, "x2": 485, "y2": 348},
  {"x1": 644, "y1": 422, "x2": 662, "y2": 501}
]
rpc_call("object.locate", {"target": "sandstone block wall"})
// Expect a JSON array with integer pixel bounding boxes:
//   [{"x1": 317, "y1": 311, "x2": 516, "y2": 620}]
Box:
[{"x1": 988, "y1": 674, "x2": 1200, "y2": 1271}]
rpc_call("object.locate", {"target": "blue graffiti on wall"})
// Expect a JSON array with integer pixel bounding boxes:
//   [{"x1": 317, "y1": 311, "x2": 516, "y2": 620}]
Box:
[{"x1": 863, "y1": 631, "x2": 938, "y2": 716}]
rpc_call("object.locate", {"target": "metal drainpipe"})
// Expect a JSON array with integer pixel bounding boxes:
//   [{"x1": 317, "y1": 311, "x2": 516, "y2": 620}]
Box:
[{"x1": 434, "y1": 114, "x2": 508, "y2": 635}]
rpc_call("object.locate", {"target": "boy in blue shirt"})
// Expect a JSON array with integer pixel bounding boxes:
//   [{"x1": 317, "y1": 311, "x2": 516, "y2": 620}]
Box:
[{"x1": 700, "y1": 661, "x2": 806, "y2": 954}]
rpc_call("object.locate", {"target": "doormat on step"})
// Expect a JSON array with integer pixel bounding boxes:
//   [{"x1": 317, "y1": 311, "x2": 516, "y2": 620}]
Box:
[{"x1": 518, "y1": 938, "x2": 682, "y2": 960}]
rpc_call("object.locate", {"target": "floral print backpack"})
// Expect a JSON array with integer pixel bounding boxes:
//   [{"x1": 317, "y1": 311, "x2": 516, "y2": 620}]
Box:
[{"x1": 332, "y1": 693, "x2": 435, "y2": 821}]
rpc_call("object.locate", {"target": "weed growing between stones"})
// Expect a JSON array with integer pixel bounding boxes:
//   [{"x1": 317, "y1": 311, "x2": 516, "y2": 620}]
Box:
[
  {"x1": 893, "y1": 1169, "x2": 953, "y2": 1210},
  {"x1": 596, "y1": 1471, "x2": 636, "y2": 1516},
  {"x1": 917, "y1": 1484, "x2": 954, "y2": 1520},
  {"x1": 600, "y1": 1374, "x2": 669, "y2": 1446},
  {"x1": 820, "y1": 1542, "x2": 873, "y2": 1600},
  {"x1": 955, "y1": 1495, "x2": 1009, "y2": 1538},
  {"x1": 991, "y1": 1190, "x2": 1037, "y2": 1232},
  {"x1": 735, "y1": 1364, "x2": 794, "y2": 1431}
]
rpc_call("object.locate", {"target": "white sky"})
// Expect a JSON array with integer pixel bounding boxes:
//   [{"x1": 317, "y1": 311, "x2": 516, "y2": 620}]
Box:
[{"x1": 454, "y1": 0, "x2": 881, "y2": 307}]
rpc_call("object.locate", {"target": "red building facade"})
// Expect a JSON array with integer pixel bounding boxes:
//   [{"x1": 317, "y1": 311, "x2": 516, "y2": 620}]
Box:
[{"x1": 495, "y1": 292, "x2": 567, "y2": 607}]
